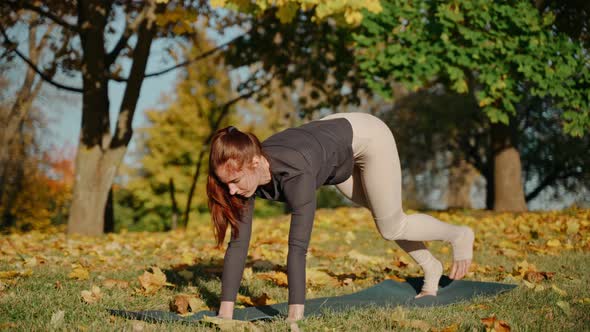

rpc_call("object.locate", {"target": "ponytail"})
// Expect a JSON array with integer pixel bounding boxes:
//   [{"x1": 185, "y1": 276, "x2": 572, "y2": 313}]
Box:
[{"x1": 207, "y1": 126, "x2": 268, "y2": 247}]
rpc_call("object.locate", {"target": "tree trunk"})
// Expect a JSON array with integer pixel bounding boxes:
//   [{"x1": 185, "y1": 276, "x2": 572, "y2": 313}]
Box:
[
  {"x1": 491, "y1": 122, "x2": 527, "y2": 211},
  {"x1": 67, "y1": 146, "x2": 125, "y2": 235},
  {"x1": 447, "y1": 159, "x2": 479, "y2": 209},
  {"x1": 67, "y1": 0, "x2": 160, "y2": 235},
  {"x1": 103, "y1": 187, "x2": 115, "y2": 233}
]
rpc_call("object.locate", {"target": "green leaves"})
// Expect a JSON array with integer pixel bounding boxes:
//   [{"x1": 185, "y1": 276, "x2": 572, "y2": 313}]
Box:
[{"x1": 353, "y1": 0, "x2": 590, "y2": 137}]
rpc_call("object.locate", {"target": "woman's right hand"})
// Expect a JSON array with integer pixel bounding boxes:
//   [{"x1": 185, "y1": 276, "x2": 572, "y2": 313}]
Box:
[{"x1": 217, "y1": 301, "x2": 235, "y2": 319}]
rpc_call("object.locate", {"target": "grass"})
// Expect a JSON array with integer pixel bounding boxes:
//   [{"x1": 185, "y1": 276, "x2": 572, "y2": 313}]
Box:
[{"x1": 1, "y1": 207, "x2": 589, "y2": 331}]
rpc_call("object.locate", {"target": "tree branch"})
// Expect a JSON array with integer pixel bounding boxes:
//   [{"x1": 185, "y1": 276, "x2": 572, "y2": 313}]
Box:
[
  {"x1": 8, "y1": 0, "x2": 80, "y2": 32},
  {"x1": 0, "y1": 25, "x2": 83, "y2": 93},
  {"x1": 109, "y1": 31, "x2": 249, "y2": 82},
  {"x1": 106, "y1": 9, "x2": 146, "y2": 67},
  {"x1": 525, "y1": 169, "x2": 584, "y2": 202}
]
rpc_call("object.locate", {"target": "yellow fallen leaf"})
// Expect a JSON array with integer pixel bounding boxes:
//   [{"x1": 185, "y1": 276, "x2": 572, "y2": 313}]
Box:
[
  {"x1": 181, "y1": 252, "x2": 196, "y2": 265},
  {"x1": 50, "y1": 310, "x2": 65, "y2": 327},
  {"x1": 440, "y1": 323, "x2": 459, "y2": 332},
  {"x1": 0, "y1": 270, "x2": 32, "y2": 279},
  {"x1": 257, "y1": 271, "x2": 288, "y2": 287},
  {"x1": 102, "y1": 278, "x2": 129, "y2": 289},
  {"x1": 169, "y1": 294, "x2": 206, "y2": 315},
  {"x1": 200, "y1": 315, "x2": 260, "y2": 331},
  {"x1": 69, "y1": 264, "x2": 89, "y2": 280},
  {"x1": 387, "y1": 275, "x2": 406, "y2": 283},
  {"x1": 237, "y1": 293, "x2": 276, "y2": 307},
  {"x1": 551, "y1": 284, "x2": 567, "y2": 296},
  {"x1": 138, "y1": 267, "x2": 174, "y2": 295},
  {"x1": 481, "y1": 315, "x2": 511, "y2": 332},
  {"x1": 344, "y1": 231, "x2": 356, "y2": 244},
  {"x1": 556, "y1": 301, "x2": 571, "y2": 316},
  {"x1": 81, "y1": 285, "x2": 102, "y2": 304},
  {"x1": 178, "y1": 270, "x2": 194, "y2": 281},
  {"x1": 397, "y1": 319, "x2": 431, "y2": 331},
  {"x1": 546, "y1": 239, "x2": 561, "y2": 248},
  {"x1": 566, "y1": 220, "x2": 580, "y2": 235},
  {"x1": 306, "y1": 268, "x2": 337, "y2": 288}
]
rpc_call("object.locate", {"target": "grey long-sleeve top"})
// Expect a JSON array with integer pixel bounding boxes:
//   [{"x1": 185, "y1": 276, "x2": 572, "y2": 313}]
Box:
[{"x1": 220, "y1": 117, "x2": 354, "y2": 305}]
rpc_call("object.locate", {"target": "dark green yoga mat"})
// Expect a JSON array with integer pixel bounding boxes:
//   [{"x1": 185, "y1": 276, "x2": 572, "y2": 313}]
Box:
[{"x1": 108, "y1": 276, "x2": 517, "y2": 323}]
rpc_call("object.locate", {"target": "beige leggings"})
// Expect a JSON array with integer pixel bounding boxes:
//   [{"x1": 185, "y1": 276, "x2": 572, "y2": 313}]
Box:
[
  {"x1": 320, "y1": 112, "x2": 409, "y2": 239},
  {"x1": 319, "y1": 112, "x2": 472, "y2": 262}
]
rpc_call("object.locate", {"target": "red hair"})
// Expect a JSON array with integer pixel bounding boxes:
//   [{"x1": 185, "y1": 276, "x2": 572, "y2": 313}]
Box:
[{"x1": 207, "y1": 126, "x2": 268, "y2": 247}]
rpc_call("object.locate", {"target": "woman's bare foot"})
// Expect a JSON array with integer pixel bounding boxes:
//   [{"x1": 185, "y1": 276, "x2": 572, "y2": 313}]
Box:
[{"x1": 414, "y1": 290, "x2": 437, "y2": 299}]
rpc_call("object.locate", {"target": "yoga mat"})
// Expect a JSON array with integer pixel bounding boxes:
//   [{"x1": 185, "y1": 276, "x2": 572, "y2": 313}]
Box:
[{"x1": 108, "y1": 276, "x2": 517, "y2": 324}]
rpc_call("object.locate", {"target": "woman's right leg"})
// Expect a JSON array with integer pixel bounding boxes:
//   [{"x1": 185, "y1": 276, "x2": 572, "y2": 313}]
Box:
[
  {"x1": 335, "y1": 165, "x2": 443, "y2": 295},
  {"x1": 330, "y1": 112, "x2": 474, "y2": 284}
]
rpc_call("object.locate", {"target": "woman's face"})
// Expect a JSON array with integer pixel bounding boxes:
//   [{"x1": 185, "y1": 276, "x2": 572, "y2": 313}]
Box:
[{"x1": 216, "y1": 156, "x2": 261, "y2": 198}]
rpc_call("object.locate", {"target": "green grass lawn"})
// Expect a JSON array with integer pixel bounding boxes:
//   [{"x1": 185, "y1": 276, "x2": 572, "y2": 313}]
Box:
[{"x1": 1, "y1": 207, "x2": 589, "y2": 331}]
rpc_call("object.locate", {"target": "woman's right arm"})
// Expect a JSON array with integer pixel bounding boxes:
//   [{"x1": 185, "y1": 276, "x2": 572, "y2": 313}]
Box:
[{"x1": 217, "y1": 196, "x2": 255, "y2": 319}]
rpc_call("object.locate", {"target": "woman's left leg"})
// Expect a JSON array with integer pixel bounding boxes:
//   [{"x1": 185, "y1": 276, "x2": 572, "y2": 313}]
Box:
[
  {"x1": 325, "y1": 112, "x2": 474, "y2": 283},
  {"x1": 334, "y1": 165, "x2": 444, "y2": 296}
]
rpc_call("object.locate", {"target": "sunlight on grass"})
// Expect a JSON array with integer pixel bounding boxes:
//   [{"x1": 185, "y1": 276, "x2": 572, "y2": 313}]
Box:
[{"x1": 1, "y1": 207, "x2": 589, "y2": 331}]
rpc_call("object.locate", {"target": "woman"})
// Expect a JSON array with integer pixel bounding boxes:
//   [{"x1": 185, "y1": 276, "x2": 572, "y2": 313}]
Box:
[{"x1": 207, "y1": 112, "x2": 474, "y2": 321}]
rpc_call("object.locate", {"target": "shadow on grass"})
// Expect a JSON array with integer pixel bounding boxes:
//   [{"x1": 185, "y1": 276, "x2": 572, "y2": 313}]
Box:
[{"x1": 162, "y1": 258, "x2": 287, "y2": 310}]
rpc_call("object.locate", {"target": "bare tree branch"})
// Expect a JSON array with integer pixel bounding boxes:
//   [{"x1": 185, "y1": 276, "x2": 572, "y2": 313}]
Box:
[
  {"x1": 7, "y1": 0, "x2": 80, "y2": 32},
  {"x1": 106, "y1": 9, "x2": 146, "y2": 67},
  {"x1": 109, "y1": 31, "x2": 249, "y2": 82},
  {"x1": 0, "y1": 25, "x2": 83, "y2": 93}
]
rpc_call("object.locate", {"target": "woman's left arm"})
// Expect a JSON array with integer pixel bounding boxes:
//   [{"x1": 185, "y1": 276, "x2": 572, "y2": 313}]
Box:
[{"x1": 283, "y1": 172, "x2": 317, "y2": 321}]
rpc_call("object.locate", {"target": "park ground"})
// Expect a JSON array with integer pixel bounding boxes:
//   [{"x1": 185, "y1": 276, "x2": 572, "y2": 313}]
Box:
[{"x1": 1, "y1": 207, "x2": 589, "y2": 331}]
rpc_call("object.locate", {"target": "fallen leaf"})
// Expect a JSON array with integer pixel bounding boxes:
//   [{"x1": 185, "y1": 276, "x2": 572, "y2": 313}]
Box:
[
  {"x1": 54, "y1": 281, "x2": 63, "y2": 290},
  {"x1": 132, "y1": 321, "x2": 145, "y2": 331},
  {"x1": 387, "y1": 275, "x2": 406, "y2": 283},
  {"x1": 69, "y1": 264, "x2": 89, "y2": 280},
  {"x1": 394, "y1": 255, "x2": 412, "y2": 268},
  {"x1": 178, "y1": 270, "x2": 194, "y2": 281},
  {"x1": 181, "y1": 252, "x2": 196, "y2": 265},
  {"x1": 397, "y1": 319, "x2": 431, "y2": 331},
  {"x1": 102, "y1": 278, "x2": 129, "y2": 289},
  {"x1": 481, "y1": 315, "x2": 511, "y2": 332},
  {"x1": 439, "y1": 323, "x2": 459, "y2": 332},
  {"x1": 257, "y1": 271, "x2": 288, "y2": 287},
  {"x1": 546, "y1": 239, "x2": 561, "y2": 248},
  {"x1": 551, "y1": 284, "x2": 567, "y2": 296},
  {"x1": 81, "y1": 285, "x2": 102, "y2": 304},
  {"x1": 169, "y1": 294, "x2": 205, "y2": 315},
  {"x1": 237, "y1": 293, "x2": 276, "y2": 307},
  {"x1": 556, "y1": 301, "x2": 571, "y2": 316},
  {"x1": 306, "y1": 268, "x2": 337, "y2": 288},
  {"x1": 137, "y1": 267, "x2": 174, "y2": 295},
  {"x1": 200, "y1": 315, "x2": 260, "y2": 331},
  {"x1": 50, "y1": 310, "x2": 65, "y2": 327},
  {"x1": 0, "y1": 270, "x2": 32, "y2": 279}
]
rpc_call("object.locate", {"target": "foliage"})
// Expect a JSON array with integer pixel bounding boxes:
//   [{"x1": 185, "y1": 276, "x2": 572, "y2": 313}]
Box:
[
  {"x1": 1, "y1": 207, "x2": 590, "y2": 330},
  {"x1": 210, "y1": 0, "x2": 383, "y2": 26},
  {"x1": 0, "y1": 147, "x2": 74, "y2": 233},
  {"x1": 354, "y1": 0, "x2": 590, "y2": 136},
  {"x1": 380, "y1": 86, "x2": 590, "y2": 207},
  {"x1": 121, "y1": 32, "x2": 235, "y2": 231}
]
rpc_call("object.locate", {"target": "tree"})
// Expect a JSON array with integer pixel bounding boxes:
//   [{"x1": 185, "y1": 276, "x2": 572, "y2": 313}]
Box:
[
  {"x1": 123, "y1": 31, "x2": 237, "y2": 230},
  {"x1": 354, "y1": 0, "x2": 590, "y2": 211},
  {"x1": 1, "y1": 0, "x2": 239, "y2": 235},
  {"x1": 381, "y1": 85, "x2": 589, "y2": 210},
  {"x1": 0, "y1": 14, "x2": 62, "y2": 225}
]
